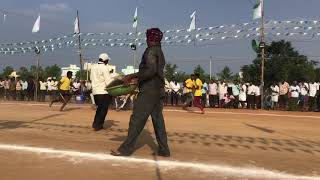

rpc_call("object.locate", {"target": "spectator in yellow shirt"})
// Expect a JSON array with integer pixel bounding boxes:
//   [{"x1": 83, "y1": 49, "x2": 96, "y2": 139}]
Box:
[
  {"x1": 193, "y1": 73, "x2": 205, "y2": 114},
  {"x1": 49, "y1": 71, "x2": 73, "y2": 111}
]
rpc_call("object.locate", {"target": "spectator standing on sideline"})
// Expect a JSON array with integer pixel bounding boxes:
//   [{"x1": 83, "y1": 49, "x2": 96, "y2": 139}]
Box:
[
  {"x1": 39, "y1": 78, "x2": 47, "y2": 102},
  {"x1": 170, "y1": 80, "x2": 180, "y2": 106},
  {"x1": 0, "y1": 78, "x2": 4, "y2": 100},
  {"x1": 270, "y1": 82, "x2": 280, "y2": 110},
  {"x1": 21, "y1": 79, "x2": 28, "y2": 101},
  {"x1": 231, "y1": 82, "x2": 240, "y2": 108},
  {"x1": 4, "y1": 77, "x2": 10, "y2": 100},
  {"x1": 208, "y1": 79, "x2": 218, "y2": 108},
  {"x1": 254, "y1": 84, "x2": 261, "y2": 109},
  {"x1": 27, "y1": 77, "x2": 35, "y2": 101},
  {"x1": 289, "y1": 81, "x2": 300, "y2": 111},
  {"x1": 9, "y1": 77, "x2": 16, "y2": 100},
  {"x1": 300, "y1": 81, "x2": 309, "y2": 112},
  {"x1": 218, "y1": 80, "x2": 227, "y2": 108},
  {"x1": 201, "y1": 80, "x2": 208, "y2": 108},
  {"x1": 279, "y1": 81, "x2": 289, "y2": 110},
  {"x1": 164, "y1": 79, "x2": 171, "y2": 106},
  {"x1": 247, "y1": 83, "x2": 256, "y2": 109},
  {"x1": 239, "y1": 83, "x2": 247, "y2": 108},
  {"x1": 15, "y1": 77, "x2": 22, "y2": 101},
  {"x1": 308, "y1": 81, "x2": 318, "y2": 111}
]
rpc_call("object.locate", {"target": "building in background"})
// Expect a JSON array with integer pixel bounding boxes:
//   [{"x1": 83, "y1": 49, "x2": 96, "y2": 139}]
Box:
[
  {"x1": 61, "y1": 64, "x2": 80, "y2": 78},
  {"x1": 121, "y1": 66, "x2": 139, "y2": 75}
]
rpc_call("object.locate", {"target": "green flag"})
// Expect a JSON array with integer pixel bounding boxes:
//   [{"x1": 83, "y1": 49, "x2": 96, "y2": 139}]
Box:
[{"x1": 253, "y1": 0, "x2": 262, "y2": 20}]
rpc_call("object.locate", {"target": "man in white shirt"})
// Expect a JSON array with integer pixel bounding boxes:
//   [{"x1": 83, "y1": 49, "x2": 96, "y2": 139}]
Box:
[
  {"x1": 218, "y1": 80, "x2": 228, "y2": 108},
  {"x1": 201, "y1": 80, "x2": 208, "y2": 107},
  {"x1": 247, "y1": 83, "x2": 256, "y2": 109},
  {"x1": 169, "y1": 80, "x2": 180, "y2": 106},
  {"x1": 239, "y1": 83, "x2": 247, "y2": 108},
  {"x1": 270, "y1": 82, "x2": 279, "y2": 110},
  {"x1": 39, "y1": 78, "x2": 47, "y2": 102},
  {"x1": 90, "y1": 53, "x2": 113, "y2": 131},
  {"x1": 208, "y1": 79, "x2": 218, "y2": 108},
  {"x1": 21, "y1": 79, "x2": 28, "y2": 101},
  {"x1": 254, "y1": 84, "x2": 261, "y2": 109},
  {"x1": 309, "y1": 81, "x2": 318, "y2": 111},
  {"x1": 300, "y1": 82, "x2": 309, "y2": 111},
  {"x1": 289, "y1": 81, "x2": 300, "y2": 111}
]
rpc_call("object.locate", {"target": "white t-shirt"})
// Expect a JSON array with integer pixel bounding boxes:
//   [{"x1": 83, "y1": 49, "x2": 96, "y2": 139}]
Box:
[
  {"x1": 300, "y1": 83, "x2": 309, "y2": 96},
  {"x1": 208, "y1": 83, "x2": 218, "y2": 95},
  {"x1": 170, "y1": 81, "x2": 181, "y2": 93},
  {"x1": 247, "y1": 85, "x2": 255, "y2": 95},
  {"x1": 90, "y1": 63, "x2": 113, "y2": 95},
  {"x1": 271, "y1": 85, "x2": 279, "y2": 96},
  {"x1": 39, "y1": 81, "x2": 47, "y2": 91},
  {"x1": 290, "y1": 85, "x2": 300, "y2": 98},
  {"x1": 309, "y1": 83, "x2": 318, "y2": 97},
  {"x1": 255, "y1": 86, "x2": 261, "y2": 96}
]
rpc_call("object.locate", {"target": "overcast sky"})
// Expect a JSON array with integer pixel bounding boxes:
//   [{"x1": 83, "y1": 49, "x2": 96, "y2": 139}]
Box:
[{"x1": 0, "y1": 0, "x2": 320, "y2": 74}]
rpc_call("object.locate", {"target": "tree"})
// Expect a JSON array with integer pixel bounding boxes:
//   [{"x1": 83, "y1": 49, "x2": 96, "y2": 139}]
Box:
[
  {"x1": 217, "y1": 66, "x2": 233, "y2": 81},
  {"x1": 164, "y1": 63, "x2": 177, "y2": 81},
  {"x1": 193, "y1": 64, "x2": 210, "y2": 82},
  {"x1": 44, "y1": 64, "x2": 61, "y2": 79},
  {"x1": 2, "y1": 66, "x2": 14, "y2": 77},
  {"x1": 175, "y1": 71, "x2": 189, "y2": 82},
  {"x1": 29, "y1": 65, "x2": 44, "y2": 79},
  {"x1": 76, "y1": 70, "x2": 89, "y2": 80},
  {"x1": 242, "y1": 40, "x2": 317, "y2": 86},
  {"x1": 18, "y1": 66, "x2": 31, "y2": 80}
]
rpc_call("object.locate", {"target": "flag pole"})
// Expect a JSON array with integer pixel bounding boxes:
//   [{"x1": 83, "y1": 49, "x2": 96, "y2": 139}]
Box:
[
  {"x1": 260, "y1": 0, "x2": 265, "y2": 109},
  {"x1": 133, "y1": 25, "x2": 137, "y2": 73},
  {"x1": 76, "y1": 10, "x2": 83, "y2": 95}
]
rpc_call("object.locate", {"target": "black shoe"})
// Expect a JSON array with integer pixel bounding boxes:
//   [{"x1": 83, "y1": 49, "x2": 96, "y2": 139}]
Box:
[
  {"x1": 157, "y1": 151, "x2": 170, "y2": 157},
  {"x1": 93, "y1": 127, "x2": 104, "y2": 131}
]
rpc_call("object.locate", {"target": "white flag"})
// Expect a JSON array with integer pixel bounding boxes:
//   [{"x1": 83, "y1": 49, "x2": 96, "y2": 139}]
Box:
[
  {"x1": 132, "y1": 7, "x2": 138, "y2": 28},
  {"x1": 253, "y1": 0, "x2": 262, "y2": 20},
  {"x1": 3, "y1": 14, "x2": 6, "y2": 23},
  {"x1": 32, "y1": 14, "x2": 40, "y2": 33},
  {"x1": 188, "y1": 11, "x2": 196, "y2": 31},
  {"x1": 74, "y1": 16, "x2": 80, "y2": 34}
]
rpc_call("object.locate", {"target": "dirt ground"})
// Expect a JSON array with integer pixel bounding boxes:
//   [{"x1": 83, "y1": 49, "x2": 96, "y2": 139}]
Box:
[{"x1": 0, "y1": 102, "x2": 319, "y2": 180}]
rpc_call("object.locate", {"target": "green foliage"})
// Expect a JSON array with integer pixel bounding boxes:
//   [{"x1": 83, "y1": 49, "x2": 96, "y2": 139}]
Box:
[
  {"x1": 76, "y1": 70, "x2": 89, "y2": 80},
  {"x1": 18, "y1": 67, "x2": 31, "y2": 80},
  {"x1": 44, "y1": 64, "x2": 61, "y2": 79},
  {"x1": 217, "y1": 66, "x2": 233, "y2": 81},
  {"x1": 242, "y1": 40, "x2": 318, "y2": 86},
  {"x1": 164, "y1": 63, "x2": 178, "y2": 82},
  {"x1": 2, "y1": 66, "x2": 14, "y2": 77}
]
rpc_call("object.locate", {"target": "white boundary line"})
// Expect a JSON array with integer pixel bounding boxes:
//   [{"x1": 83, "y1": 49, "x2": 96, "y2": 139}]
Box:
[
  {"x1": 1, "y1": 102, "x2": 320, "y2": 119},
  {"x1": 0, "y1": 143, "x2": 318, "y2": 179}
]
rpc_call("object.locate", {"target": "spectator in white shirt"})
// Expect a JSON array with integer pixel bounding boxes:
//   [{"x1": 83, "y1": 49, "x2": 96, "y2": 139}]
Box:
[
  {"x1": 308, "y1": 81, "x2": 318, "y2": 111},
  {"x1": 90, "y1": 53, "x2": 113, "y2": 131},
  {"x1": 289, "y1": 81, "x2": 300, "y2": 111},
  {"x1": 39, "y1": 78, "x2": 47, "y2": 102},
  {"x1": 164, "y1": 79, "x2": 171, "y2": 106},
  {"x1": 169, "y1": 80, "x2": 180, "y2": 106},
  {"x1": 218, "y1": 80, "x2": 228, "y2": 108},
  {"x1": 299, "y1": 82, "x2": 309, "y2": 111},
  {"x1": 254, "y1": 84, "x2": 261, "y2": 109},
  {"x1": 208, "y1": 79, "x2": 218, "y2": 108},
  {"x1": 270, "y1": 82, "x2": 280, "y2": 109},
  {"x1": 21, "y1": 79, "x2": 28, "y2": 101},
  {"x1": 201, "y1": 80, "x2": 209, "y2": 107},
  {"x1": 239, "y1": 83, "x2": 247, "y2": 108},
  {"x1": 247, "y1": 83, "x2": 256, "y2": 109}
]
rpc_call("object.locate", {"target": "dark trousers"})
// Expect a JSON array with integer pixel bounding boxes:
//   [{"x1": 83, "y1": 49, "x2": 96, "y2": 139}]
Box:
[
  {"x1": 247, "y1": 95, "x2": 255, "y2": 109},
  {"x1": 201, "y1": 94, "x2": 207, "y2": 107},
  {"x1": 233, "y1": 95, "x2": 239, "y2": 108},
  {"x1": 255, "y1": 95, "x2": 261, "y2": 109},
  {"x1": 279, "y1": 95, "x2": 288, "y2": 110},
  {"x1": 209, "y1": 95, "x2": 219, "y2": 107},
  {"x1": 92, "y1": 94, "x2": 112, "y2": 129},
  {"x1": 309, "y1": 96, "x2": 316, "y2": 111},
  {"x1": 118, "y1": 92, "x2": 170, "y2": 155},
  {"x1": 193, "y1": 96, "x2": 204, "y2": 111},
  {"x1": 171, "y1": 92, "x2": 179, "y2": 106}
]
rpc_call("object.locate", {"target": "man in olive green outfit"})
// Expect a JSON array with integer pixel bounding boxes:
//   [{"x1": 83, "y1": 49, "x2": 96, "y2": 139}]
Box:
[{"x1": 111, "y1": 28, "x2": 170, "y2": 157}]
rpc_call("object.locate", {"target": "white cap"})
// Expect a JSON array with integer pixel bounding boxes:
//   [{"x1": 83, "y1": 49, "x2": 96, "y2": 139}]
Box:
[{"x1": 99, "y1": 53, "x2": 110, "y2": 61}]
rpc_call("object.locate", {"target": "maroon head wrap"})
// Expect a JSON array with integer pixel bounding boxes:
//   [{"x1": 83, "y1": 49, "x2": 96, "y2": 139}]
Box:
[{"x1": 146, "y1": 28, "x2": 163, "y2": 42}]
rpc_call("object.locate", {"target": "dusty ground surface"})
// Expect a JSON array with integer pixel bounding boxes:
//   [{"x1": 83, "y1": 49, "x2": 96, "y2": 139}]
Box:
[{"x1": 0, "y1": 102, "x2": 319, "y2": 180}]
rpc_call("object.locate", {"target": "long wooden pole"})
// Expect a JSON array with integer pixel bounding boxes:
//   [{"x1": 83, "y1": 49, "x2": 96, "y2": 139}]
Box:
[
  {"x1": 260, "y1": 0, "x2": 265, "y2": 109},
  {"x1": 77, "y1": 10, "x2": 83, "y2": 95}
]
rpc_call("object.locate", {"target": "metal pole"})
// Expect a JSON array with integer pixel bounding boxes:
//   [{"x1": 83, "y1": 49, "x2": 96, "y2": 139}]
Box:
[
  {"x1": 209, "y1": 56, "x2": 212, "y2": 80},
  {"x1": 77, "y1": 10, "x2": 83, "y2": 94},
  {"x1": 260, "y1": 0, "x2": 265, "y2": 109},
  {"x1": 35, "y1": 53, "x2": 40, "y2": 101},
  {"x1": 133, "y1": 27, "x2": 138, "y2": 73}
]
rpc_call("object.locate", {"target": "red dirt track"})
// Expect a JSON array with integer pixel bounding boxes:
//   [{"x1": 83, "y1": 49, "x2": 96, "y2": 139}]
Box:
[{"x1": 0, "y1": 102, "x2": 319, "y2": 180}]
